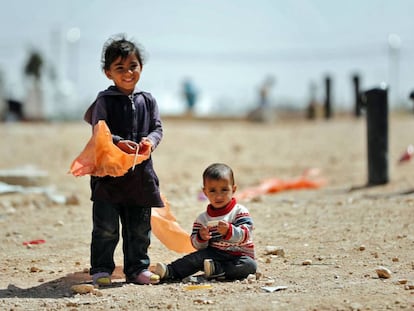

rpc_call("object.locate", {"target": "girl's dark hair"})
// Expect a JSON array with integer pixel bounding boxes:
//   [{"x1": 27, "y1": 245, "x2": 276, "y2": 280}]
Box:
[
  {"x1": 101, "y1": 34, "x2": 146, "y2": 70},
  {"x1": 203, "y1": 163, "x2": 235, "y2": 185}
]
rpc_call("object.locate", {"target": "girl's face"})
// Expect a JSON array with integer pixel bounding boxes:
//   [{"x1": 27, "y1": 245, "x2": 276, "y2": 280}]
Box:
[
  {"x1": 202, "y1": 177, "x2": 237, "y2": 209},
  {"x1": 104, "y1": 53, "x2": 141, "y2": 95}
]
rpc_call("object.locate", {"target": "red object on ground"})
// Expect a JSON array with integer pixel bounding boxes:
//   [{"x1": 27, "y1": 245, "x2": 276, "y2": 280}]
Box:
[
  {"x1": 235, "y1": 169, "x2": 326, "y2": 201},
  {"x1": 23, "y1": 239, "x2": 46, "y2": 246},
  {"x1": 398, "y1": 145, "x2": 414, "y2": 164}
]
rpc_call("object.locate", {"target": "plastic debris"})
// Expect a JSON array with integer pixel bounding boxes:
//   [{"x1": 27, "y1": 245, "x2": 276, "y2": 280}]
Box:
[
  {"x1": 261, "y1": 286, "x2": 288, "y2": 293},
  {"x1": 184, "y1": 284, "x2": 212, "y2": 291},
  {"x1": 23, "y1": 239, "x2": 45, "y2": 246},
  {"x1": 398, "y1": 144, "x2": 414, "y2": 163}
]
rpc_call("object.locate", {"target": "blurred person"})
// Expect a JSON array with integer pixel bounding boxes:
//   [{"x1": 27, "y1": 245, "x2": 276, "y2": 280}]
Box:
[
  {"x1": 247, "y1": 75, "x2": 276, "y2": 122},
  {"x1": 83, "y1": 34, "x2": 164, "y2": 286},
  {"x1": 154, "y1": 163, "x2": 256, "y2": 282},
  {"x1": 258, "y1": 75, "x2": 275, "y2": 108},
  {"x1": 182, "y1": 78, "x2": 198, "y2": 115}
]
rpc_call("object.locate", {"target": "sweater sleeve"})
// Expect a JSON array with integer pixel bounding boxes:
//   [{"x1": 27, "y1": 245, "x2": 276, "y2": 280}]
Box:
[
  {"x1": 223, "y1": 208, "x2": 254, "y2": 244},
  {"x1": 190, "y1": 221, "x2": 209, "y2": 250}
]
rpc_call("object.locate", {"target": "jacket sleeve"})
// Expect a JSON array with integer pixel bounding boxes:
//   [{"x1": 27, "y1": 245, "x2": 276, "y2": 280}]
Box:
[
  {"x1": 86, "y1": 97, "x2": 123, "y2": 144},
  {"x1": 145, "y1": 94, "x2": 163, "y2": 150}
]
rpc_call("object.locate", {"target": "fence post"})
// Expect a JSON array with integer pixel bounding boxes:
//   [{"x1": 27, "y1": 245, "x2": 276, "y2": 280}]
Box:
[
  {"x1": 324, "y1": 76, "x2": 332, "y2": 119},
  {"x1": 361, "y1": 86, "x2": 389, "y2": 185},
  {"x1": 352, "y1": 74, "x2": 362, "y2": 117}
]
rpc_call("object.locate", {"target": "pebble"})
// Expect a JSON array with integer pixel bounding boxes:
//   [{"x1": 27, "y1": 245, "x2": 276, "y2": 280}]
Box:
[
  {"x1": 30, "y1": 266, "x2": 41, "y2": 273},
  {"x1": 264, "y1": 246, "x2": 285, "y2": 257},
  {"x1": 405, "y1": 284, "x2": 414, "y2": 290},
  {"x1": 71, "y1": 284, "x2": 102, "y2": 296},
  {"x1": 375, "y1": 266, "x2": 392, "y2": 279}
]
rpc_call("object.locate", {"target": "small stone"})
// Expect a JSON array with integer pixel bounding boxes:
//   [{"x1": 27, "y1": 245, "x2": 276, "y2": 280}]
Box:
[
  {"x1": 397, "y1": 279, "x2": 408, "y2": 284},
  {"x1": 30, "y1": 266, "x2": 41, "y2": 273},
  {"x1": 246, "y1": 274, "x2": 256, "y2": 284},
  {"x1": 404, "y1": 284, "x2": 414, "y2": 290},
  {"x1": 71, "y1": 284, "x2": 95, "y2": 294},
  {"x1": 375, "y1": 266, "x2": 392, "y2": 279},
  {"x1": 66, "y1": 194, "x2": 80, "y2": 205},
  {"x1": 264, "y1": 246, "x2": 285, "y2": 257},
  {"x1": 302, "y1": 260, "x2": 312, "y2": 265},
  {"x1": 359, "y1": 245, "x2": 366, "y2": 251},
  {"x1": 93, "y1": 289, "x2": 103, "y2": 296}
]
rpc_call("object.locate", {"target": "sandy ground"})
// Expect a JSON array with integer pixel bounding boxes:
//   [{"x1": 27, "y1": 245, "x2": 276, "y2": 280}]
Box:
[{"x1": 0, "y1": 114, "x2": 413, "y2": 311}]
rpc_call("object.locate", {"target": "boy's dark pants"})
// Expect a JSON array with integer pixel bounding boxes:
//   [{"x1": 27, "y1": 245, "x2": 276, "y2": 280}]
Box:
[
  {"x1": 169, "y1": 247, "x2": 257, "y2": 280},
  {"x1": 90, "y1": 200, "x2": 152, "y2": 278}
]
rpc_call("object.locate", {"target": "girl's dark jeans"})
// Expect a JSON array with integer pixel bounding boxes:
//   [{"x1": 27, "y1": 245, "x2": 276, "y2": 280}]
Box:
[{"x1": 90, "y1": 200, "x2": 152, "y2": 279}]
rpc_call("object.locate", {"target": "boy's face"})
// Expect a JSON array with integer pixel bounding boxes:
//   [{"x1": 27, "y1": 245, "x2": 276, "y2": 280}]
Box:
[
  {"x1": 202, "y1": 177, "x2": 237, "y2": 209},
  {"x1": 105, "y1": 53, "x2": 141, "y2": 95}
]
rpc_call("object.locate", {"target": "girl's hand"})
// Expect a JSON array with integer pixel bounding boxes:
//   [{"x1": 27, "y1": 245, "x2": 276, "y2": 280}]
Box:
[
  {"x1": 117, "y1": 140, "x2": 139, "y2": 154},
  {"x1": 139, "y1": 137, "x2": 153, "y2": 154},
  {"x1": 199, "y1": 226, "x2": 211, "y2": 241}
]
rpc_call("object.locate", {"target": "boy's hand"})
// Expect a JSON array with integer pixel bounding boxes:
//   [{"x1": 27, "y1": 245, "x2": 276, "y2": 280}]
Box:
[
  {"x1": 117, "y1": 140, "x2": 139, "y2": 154},
  {"x1": 216, "y1": 221, "x2": 229, "y2": 235},
  {"x1": 199, "y1": 226, "x2": 211, "y2": 241}
]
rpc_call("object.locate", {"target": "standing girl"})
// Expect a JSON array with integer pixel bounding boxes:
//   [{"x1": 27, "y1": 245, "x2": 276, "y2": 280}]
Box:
[{"x1": 83, "y1": 34, "x2": 163, "y2": 285}]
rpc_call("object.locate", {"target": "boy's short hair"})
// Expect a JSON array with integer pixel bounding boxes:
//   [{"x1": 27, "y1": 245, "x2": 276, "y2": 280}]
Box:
[{"x1": 203, "y1": 163, "x2": 235, "y2": 185}]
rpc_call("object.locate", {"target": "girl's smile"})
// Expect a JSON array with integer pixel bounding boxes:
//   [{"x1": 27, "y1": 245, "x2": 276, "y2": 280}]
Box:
[{"x1": 105, "y1": 54, "x2": 141, "y2": 95}]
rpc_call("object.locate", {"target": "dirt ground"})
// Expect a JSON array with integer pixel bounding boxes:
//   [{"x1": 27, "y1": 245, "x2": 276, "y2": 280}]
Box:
[{"x1": 0, "y1": 114, "x2": 413, "y2": 311}]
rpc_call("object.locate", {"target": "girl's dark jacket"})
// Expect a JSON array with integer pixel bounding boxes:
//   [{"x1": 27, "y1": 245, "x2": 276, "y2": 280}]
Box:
[{"x1": 84, "y1": 85, "x2": 164, "y2": 208}]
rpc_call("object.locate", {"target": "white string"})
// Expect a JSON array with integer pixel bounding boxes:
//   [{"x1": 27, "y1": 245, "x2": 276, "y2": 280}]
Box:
[{"x1": 132, "y1": 144, "x2": 139, "y2": 171}]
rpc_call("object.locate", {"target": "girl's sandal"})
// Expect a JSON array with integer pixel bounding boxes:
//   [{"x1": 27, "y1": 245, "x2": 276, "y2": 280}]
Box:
[
  {"x1": 128, "y1": 270, "x2": 160, "y2": 285},
  {"x1": 92, "y1": 272, "x2": 111, "y2": 286}
]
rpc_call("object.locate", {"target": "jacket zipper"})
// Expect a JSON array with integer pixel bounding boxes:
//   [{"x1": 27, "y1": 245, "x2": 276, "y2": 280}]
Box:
[{"x1": 129, "y1": 94, "x2": 138, "y2": 142}]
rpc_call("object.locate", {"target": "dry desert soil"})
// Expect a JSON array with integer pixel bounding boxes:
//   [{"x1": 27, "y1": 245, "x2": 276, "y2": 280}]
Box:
[{"x1": 0, "y1": 114, "x2": 413, "y2": 311}]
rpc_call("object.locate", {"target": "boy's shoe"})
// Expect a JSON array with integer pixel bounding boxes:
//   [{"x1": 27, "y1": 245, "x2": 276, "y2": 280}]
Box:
[
  {"x1": 154, "y1": 262, "x2": 170, "y2": 280},
  {"x1": 126, "y1": 270, "x2": 160, "y2": 285},
  {"x1": 92, "y1": 272, "x2": 111, "y2": 286},
  {"x1": 204, "y1": 259, "x2": 225, "y2": 280}
]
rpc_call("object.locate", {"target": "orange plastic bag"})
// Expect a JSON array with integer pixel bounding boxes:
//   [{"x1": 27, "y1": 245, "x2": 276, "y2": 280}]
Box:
[
  {"x1": 69, "y1": 120, "x2": 151, "y2": 177},
  {"x1": 235, "y1": 169, "x2": 325, "y2": 201},
  {"x1": 152, "y1": 195, "x2": 196, "y2": 254},
  {"x1": 69, "y1": 120, "x2": 194, "y2": 253}
]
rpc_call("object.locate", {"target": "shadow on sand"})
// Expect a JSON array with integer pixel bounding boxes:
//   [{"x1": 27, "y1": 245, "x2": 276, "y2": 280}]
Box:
[
  {"x1": 0, "y1": 266, "x2": 125, "y2": 298},
  {"x1": 349, "y1": 183, "x2": 414, "y2": 198}
]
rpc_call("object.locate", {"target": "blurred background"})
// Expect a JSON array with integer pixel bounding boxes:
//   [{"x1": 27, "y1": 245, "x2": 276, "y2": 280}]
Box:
[{"x1": 0, "y1": 0, "x2": 413, "y2": 120}]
